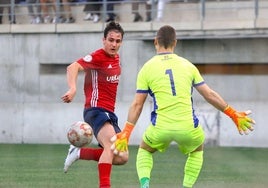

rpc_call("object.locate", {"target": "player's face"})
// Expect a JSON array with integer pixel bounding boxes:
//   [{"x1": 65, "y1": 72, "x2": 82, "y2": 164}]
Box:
[{"x1": 103, "y1": 30, "x2": 122, "y2": 57}]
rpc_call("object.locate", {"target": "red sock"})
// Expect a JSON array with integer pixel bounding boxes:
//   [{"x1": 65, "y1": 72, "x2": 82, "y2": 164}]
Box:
[
  {"x1": 79, "y1": 148, "x2": 103, "y2": 161},
  {"x1": 98, "y1": 163, "x2": 112, "y2": 188}
]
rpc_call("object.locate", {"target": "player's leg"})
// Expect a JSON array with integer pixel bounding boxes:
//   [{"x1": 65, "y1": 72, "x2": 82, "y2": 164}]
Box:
[
  {"x1": 96, "y1": 121, "x2": 128, "y2": 188},
  {"x1": 93, "y1": 108, "x2": 128, "y2": 187},
  {"x1": 63, "y1": 123, "x2": 127, "y2": 174},
  {"x1": 96, "y1": 122, "x2": 115, "y2": 188},
  {"x1": 79, "y1": 147, "x2": 103, "y2": 160},
  {"x1": 63, "y1": 121, "x2": 121, "y2": 186},
  {"x1": 136, "y1": 141, "x2": 156, "y2": 188},
  {"x1": 64, "y1": 108, "x2": 104, "y2": 172},
  {"x1": 136, "y1": 125, "x2": 167, "y2": 188},
  {"x1": 64, "y1": 108, "x2": 128, "y2": 174},
  {"x1": 179, "y1": 126, "x2": 205, "y2": 188},
  {"x1": 64, "y1": 108, "x2": 105, "y2": 172},
  {"x1": 63, "y1": 143, "x2": 104, "y2": 173},
  {"x1": 72, "y1": 143, "x2": 128, "y2": 165},
  {"x1": 183, "y1": 144, "x2": 204, "y2": 188}
]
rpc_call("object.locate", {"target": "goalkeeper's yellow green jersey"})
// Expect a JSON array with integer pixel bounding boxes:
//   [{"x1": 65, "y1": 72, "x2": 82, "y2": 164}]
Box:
[{"x1": 136, "y1": 53, "x2": 205, "y2": 130}]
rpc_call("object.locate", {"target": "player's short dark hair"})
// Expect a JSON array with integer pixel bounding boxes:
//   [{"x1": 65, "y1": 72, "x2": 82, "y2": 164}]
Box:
[
  {"x1": 156, "y1": 25, "x2": 176, "y2": 49},
  {"x1": 104, "y1": 21, "x2": 125, "y2": 39}
]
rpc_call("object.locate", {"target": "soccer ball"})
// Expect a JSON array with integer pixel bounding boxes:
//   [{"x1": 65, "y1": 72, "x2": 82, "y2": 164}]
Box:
[{"x1": 67, "y1": 121, "x2": 93, "y2": 147}]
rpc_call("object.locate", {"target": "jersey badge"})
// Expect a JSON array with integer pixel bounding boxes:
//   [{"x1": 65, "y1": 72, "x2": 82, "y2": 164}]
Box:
[{"x1": 83, "y1": 55, "x2": 92, "y2": 63}]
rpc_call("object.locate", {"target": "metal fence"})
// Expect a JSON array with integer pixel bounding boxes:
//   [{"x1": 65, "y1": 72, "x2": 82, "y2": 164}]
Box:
[{"x1": 0, "y1": 0, "x2": 267, "y2": 25}]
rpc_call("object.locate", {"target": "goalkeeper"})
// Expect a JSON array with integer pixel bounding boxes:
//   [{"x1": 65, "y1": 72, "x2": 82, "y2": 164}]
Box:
[{"x1": 111, "y1": 25, "x2": 255, "y2": 188}]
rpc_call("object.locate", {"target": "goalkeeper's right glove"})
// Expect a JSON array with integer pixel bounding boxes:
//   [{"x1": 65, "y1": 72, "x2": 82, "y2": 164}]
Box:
[
  {"x1": 110, "y1": 122, "x2": 134, "y2": 156},
  {"x1": 224, "y1": 105, "x2": 255, "y2": 135}
]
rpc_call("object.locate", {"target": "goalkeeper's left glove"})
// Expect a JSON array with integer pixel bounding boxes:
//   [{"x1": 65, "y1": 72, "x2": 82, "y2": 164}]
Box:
[
  {"x1": 111, "y1": 121, "x2": 134, "y2": 156},
  {"x1": 224, "y1": 105, "x2": 255, "y2": 135}
]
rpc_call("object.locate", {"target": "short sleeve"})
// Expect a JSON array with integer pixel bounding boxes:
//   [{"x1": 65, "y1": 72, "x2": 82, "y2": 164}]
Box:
[
  {"x1": 136, "y1": 65, "x2": 149, "y2": 93},
  {"x1": 192, "y1": 65, "x2": 205, "y2": 87}
]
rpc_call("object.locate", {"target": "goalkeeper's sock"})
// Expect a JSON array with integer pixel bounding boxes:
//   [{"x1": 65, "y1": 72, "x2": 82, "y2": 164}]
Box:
[
  {"x1": 140, "y1": 177, "x2": 150, "y2": 188},
  {"x1": 98, "y1": 163, "x2": 112, "y2": 188},
  {"x1": 80, "y1": 148, "x2": 103, "y2": 161},
  {"x1": 183, "y1": 151, "x2": 203, "y2": 188},
  {"x1": 136, "y1": 148, "x2": 153, "y2": 188}
]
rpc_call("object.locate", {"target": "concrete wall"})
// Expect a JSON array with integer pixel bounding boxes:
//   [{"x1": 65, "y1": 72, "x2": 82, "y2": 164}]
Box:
[{"x1": 0, "y1": 30, "x2": 267, "y2": 148}]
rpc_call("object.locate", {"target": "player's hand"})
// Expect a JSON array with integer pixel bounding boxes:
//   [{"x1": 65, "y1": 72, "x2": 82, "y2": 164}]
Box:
[
  {"x1": 61, "y1": 89, "x2": 76, "y2": 103},
  {"x1": 224, "y1": 105, "x2": 255, "y2": 135},
  {"x1": 111, "y1": 122, "x2": 134, "y2": 156}
]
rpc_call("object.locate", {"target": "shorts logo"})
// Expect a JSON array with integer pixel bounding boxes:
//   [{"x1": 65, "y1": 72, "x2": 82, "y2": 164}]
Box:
[
  {"x1": 83, "y1": 55, "x2": 92, "y2": 63},
  {"x1": 145, "y1": 135, "x2": 153, "y2": 144}
]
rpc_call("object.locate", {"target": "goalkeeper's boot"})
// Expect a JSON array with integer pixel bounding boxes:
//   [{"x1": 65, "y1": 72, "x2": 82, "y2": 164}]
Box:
[{"x1": 63, "y1": 145, "x2": 80, "y2": 173}]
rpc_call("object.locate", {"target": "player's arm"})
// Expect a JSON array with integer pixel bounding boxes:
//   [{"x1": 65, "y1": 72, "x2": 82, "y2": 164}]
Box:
[
  {"x1": 111, "y1": 93, "x2": 148, "y2": 155},
  {"x1": 195, "y1": 83, "x2": 227, "y2": 111},
  {"x1": 61, "y1": 62, "x2": 84, "y2": 103},
  {"x1": 195, "y1": 83, "x2": 255, "y2": 135},
  {"x1": 127, "y1": 92, "x2": 148, "y2": 125}
]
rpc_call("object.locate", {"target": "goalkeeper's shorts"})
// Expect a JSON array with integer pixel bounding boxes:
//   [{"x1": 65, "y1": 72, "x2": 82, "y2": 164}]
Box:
[{"x1": 142, "y1": 124, "x2": 205, "y2": 154}]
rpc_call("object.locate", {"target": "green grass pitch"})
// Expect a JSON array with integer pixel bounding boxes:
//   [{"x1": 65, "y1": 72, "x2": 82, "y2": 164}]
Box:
[{"x1": 0, "y1": 144, "x2": 267, "y2": 188}]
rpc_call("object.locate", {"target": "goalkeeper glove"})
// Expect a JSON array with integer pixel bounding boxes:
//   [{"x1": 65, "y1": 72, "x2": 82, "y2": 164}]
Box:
[
  {"x1": 224, "y1": 105, "x2": 255, "y2": 135},
  {"x1": 111, "y1": 122, "x2": 134, "y2": 156}
]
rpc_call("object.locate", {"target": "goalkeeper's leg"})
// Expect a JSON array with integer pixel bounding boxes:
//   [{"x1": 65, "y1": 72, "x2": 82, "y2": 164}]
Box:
[
  {"x1": 136, "y1": 148, "x2": 153, "y2": 188},
  {"x1": 183, "y1": 146, "x2": 204, "y2": 188}
]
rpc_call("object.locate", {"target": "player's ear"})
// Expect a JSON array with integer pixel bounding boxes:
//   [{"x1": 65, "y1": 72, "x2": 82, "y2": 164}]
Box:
[
  {"x1": 154, "y1": 38, "x2": 158, "y2": 46},
  {"x1": 173, "y1": 39, "x2": 177, "y2": 47}
]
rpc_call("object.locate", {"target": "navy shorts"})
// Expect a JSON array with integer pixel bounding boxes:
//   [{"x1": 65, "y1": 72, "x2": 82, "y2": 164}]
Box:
[{"x1": 83, "y1": 107, "x2": 121, "y2": 138}]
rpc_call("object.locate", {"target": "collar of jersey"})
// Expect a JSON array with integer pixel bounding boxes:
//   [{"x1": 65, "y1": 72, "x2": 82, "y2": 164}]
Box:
[{"x1": 157, "y1": 52, "x2": 173, "y2": 55}]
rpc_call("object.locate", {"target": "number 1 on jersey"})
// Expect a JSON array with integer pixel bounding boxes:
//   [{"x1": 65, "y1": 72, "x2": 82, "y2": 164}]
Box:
[{"x1": 165, "y1": 69, "x2": 176, "y2": 96}]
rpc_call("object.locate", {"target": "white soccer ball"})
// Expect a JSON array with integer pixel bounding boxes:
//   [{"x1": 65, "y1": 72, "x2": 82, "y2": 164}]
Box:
[{"x1": 67, "y1": 121, "x2": 93, "y2": 147}]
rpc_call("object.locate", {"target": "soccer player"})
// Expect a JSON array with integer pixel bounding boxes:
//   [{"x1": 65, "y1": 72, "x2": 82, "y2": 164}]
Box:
[
  {"x1": 111, "y1": 25, "x2": 255, "y2": 188},
  {"x1": 61, "y1": 21, "x2": 127, "y2": 188}
]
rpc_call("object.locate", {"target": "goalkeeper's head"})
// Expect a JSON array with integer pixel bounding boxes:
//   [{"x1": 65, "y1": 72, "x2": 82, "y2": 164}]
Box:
[{"x1": 155, "y1": 25, "x2": 177, "y2": 50}]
